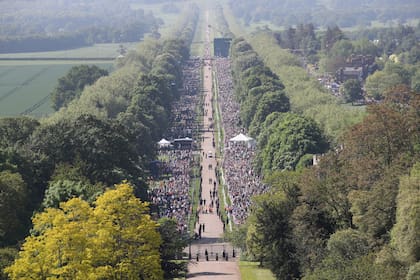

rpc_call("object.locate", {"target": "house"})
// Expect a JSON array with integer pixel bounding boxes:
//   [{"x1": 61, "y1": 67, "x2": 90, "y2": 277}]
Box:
[
  {"x1": 335, "y1": 54, "x2": 376, "y2": 83},
  {"x1": 336, "y1": 66, "x2": 364, "y2": 82}
]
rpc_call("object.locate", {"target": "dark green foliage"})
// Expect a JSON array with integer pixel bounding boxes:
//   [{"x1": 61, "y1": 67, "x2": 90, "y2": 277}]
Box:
[
  {"x1": 326, "y1": 229, "x2": 370, "y2": 261},
  {"x1": 0, "y1": 247, "x2": 18, "y2": 280},
  {"x1": 342, "y1": 79, "x2": 363, "y2": 103},
  {"x1": 30, "y1": 114, "x2": 142, "y2": 189},
  {"x1": 158, "y1": 218, "x2": 188, "y2": 279},
  {"x1": 224, "y1": 224, "x2": 248, "y2": 255},
  {"x1": 247, "y1": 192, "x2": 300, "y2": 279},
  {"x1": 274, "y1": 23, "x2": 319, "y2": 55},
  {"x1": 51, "y1": 65, "x2": 108, "y2": 111},
  {"x1": 259, "y1": 112, "x2": 328, "y2": 172},
  {"x1": 230, "y1": 38, "x2": 290, "y2": 133},
  {"x1": 0, "y1": 117, "x2": 40, "y2": 149},
  {"x1": 249, "y1": 91, "x2": 290, "y2": 136},
  {"x1": 42, "y1": 179, "x2": 105, "y2": 209},
  {"x1": 41, "y1": 163, "x2": 106, "y2": 208},
  {"x1": 0, "y1": 171, "x2": 29, "y2": 246}
]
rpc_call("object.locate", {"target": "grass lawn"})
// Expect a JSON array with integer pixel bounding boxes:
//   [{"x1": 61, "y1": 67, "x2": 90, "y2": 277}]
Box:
[{"x1": 239, "y1": 261, "x2": 275, "y2": 280}]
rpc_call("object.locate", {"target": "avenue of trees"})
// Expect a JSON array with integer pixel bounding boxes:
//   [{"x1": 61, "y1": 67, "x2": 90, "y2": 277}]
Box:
[
  {"x1": 230, "y1": 37, "x2": 329, "y2": 174},
  {"x1": 227, "y1": 33, "x2": 420, "y2": 280},
  {"x1": 0, "y1": 0, "x2": 162, "y2": 53},
  {"x1": 0, "y1": 4, "x2": 199, "y2": 279}
]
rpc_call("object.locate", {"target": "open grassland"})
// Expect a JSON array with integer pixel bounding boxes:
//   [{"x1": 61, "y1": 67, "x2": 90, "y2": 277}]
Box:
[
  {"x1": 0, "y1": 63, "x2": 112, "y2": 117},
  {"x1": 239, "y1": 261, "x2": 276, "y2": 280},
  {"x1": 0, "y1": 43, "x2": 139, "y2": 59}
]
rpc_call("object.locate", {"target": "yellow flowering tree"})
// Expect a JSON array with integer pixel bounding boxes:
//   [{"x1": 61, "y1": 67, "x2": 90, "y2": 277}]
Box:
[{"x1": 5, "y1": 182, "x2": 163, "y2": 280}]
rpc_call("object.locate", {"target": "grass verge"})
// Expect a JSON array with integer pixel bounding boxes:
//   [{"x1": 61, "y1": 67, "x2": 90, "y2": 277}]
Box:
[
  {"x1": 188, "y1": 155, "x2": 201, "y2": 234},
  {"x1": 239, "y1": 261, "x2": 275, "y2": 280}
]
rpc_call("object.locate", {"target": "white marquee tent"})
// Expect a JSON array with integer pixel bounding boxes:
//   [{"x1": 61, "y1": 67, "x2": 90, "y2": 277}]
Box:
[
  {"x1": 158, "y1": 138, "x2": 171, "y2": 148},
  {"x1": 229, "y1": 133, "x2": 256, "y2": 148}
]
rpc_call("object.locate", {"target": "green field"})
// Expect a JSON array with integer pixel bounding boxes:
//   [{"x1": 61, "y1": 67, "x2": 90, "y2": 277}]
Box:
[
  {"x1": 239, "y1": 261, "x2": 276, "y2": 280},
  {"x1": 0, "y1": 43, "x2": 139, "y2": 60},
  {"x1": 0, "y1": 63, "x2": 113, "y2": 117}
]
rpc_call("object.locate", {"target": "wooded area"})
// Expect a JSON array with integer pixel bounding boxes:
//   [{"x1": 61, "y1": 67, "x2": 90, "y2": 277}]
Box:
[
  {"x1": 0, "y1": 0, "x2": 162, "y2": 53},
  {"x1": 0, "y1": 4, "x2": 198, "y2": 279}
]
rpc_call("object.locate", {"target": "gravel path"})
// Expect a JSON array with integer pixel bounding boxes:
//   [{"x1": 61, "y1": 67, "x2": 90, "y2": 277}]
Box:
[{"x1": 187, "y1": 10, "x2": 241, "y2": 280}]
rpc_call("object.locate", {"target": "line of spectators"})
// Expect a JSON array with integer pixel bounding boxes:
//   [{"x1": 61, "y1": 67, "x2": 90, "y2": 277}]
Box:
[
  {"x1": 215, "y1": 57, "x2": 269, "y2": 224},
  {"x1": 148, "y1": 58, "x2": 202, "y2": 232}
]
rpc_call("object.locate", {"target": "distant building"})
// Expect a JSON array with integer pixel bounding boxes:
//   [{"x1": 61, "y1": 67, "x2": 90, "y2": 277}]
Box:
[
  {"x1": 335, "y1": 54, "x2": 377, "y2": 83},
  {"x1": 336, "y1": 66, "x2": 364, "y2": 82},
  {"x1": 214, "y1": 38, "x2": 232, "y2": 57}
]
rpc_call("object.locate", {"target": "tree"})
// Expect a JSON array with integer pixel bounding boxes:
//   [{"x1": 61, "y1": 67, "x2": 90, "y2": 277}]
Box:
[
  {"x1": 324, "y1": 39, "x2": 353, "y2": 73},
  {"x1": 0, "y1": 171, "x2": 29, "y2": 246},
  {"x1": 29, "y1": 114, "x2": 143, "y2": 189},
  {"x1": 0, "y1": 117, "x2": 40, "y2": 149},
  {"x1": 158, "y1": 218, "x2": 188, "y2": 279},
  {"x1": 322, "y1": 26, "x2": 345, "y2": 51},
  {"x1": 42, "y1": 179, "x2": 105, "y2": 208},
  {"x1": 342, "y1": 87, "x2": 420, "y2": 239},
  {"x1": 51, "y1": 65, "x2": 108, "y2": 111},
  {"x1": 42, "y1": 163, "x2": 106, "y2": 208},
  {"x1": 390, "y1": 163, "x2": 420, "y2": 265},
  {"x1": 259, "y1": 113, "x2": 328, "y2": 172},
  {"x1": 326, "y1": 229, "x2": 370, "y2": 261},
  {"x1": 247, "y1": 191, "x2": 299, "y2": 279},
  {"x1": 365, "y1": 71, "x2": 403, "y2": 100},
  {"x1": 249, "y1": 91, "x2": 290, "y2": 137},
  {"x1": 342, "y1": 79, "x2": 363, "y2": 103},
  {"x1": 0, "y1": 247, "x2": 18, "y2": 280},
  {"x1": 5, "y1": 183, "x2": 163, "y2": 280},
  {"x1": 407, "y1": 262, "x2": 420, "y2": 280}
]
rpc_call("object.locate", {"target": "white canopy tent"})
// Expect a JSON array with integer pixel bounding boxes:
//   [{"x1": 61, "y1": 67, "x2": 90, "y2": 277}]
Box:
[
  {"x1": 229, "y1": 133, "x2": 256, "y2": 148},
  {"x1": 157, "y1": 138, "x2": 171, "y2": 148}
]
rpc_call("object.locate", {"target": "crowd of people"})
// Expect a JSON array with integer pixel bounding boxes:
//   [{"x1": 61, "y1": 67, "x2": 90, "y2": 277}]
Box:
[
  {"x1": 148, "y1": 58, "x2": 202, "y2": 232},
  {"x1": 149, "y1": 149, "x2": 192, "y2": 232},
  {"x1": 148, "y1": 54, "x2": 268, "y2": 228},
  {"x1": 215, "y1": 57, "x2": 269, "y2": 224}
]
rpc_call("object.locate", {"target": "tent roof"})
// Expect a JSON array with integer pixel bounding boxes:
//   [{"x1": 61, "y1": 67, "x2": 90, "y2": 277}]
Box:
[
  {"x1": 158, "y1": 138, "x2": 171, "y2": 144},
  {"x1": 229, "y1": 133, "x2": 254, "y2": 142},
  {"x1": 174, "y1": 137, "x2": 193, "y2": 142}
]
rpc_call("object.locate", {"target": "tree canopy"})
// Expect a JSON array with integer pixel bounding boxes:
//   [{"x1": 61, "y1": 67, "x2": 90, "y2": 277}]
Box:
[
  {"x1": 51, "y1": 65, "x2": 108, "y2": 111},
  {"x1": 5, "y1": 183, "x2": 163, "y2": 280}
]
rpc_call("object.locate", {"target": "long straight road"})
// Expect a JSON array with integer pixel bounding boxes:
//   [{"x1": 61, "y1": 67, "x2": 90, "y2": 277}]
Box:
[{"x1": 186, "y1": 10, "x2": 241, "y2": 280}]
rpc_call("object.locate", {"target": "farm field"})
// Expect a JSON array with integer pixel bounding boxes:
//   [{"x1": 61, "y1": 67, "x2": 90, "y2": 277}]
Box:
[
  {"x1": 0, "y1": 62, "x2": 113, "y2": 117},
  {"x1": 0, "y1": 43, "x2": 139, "y2": 59}
]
